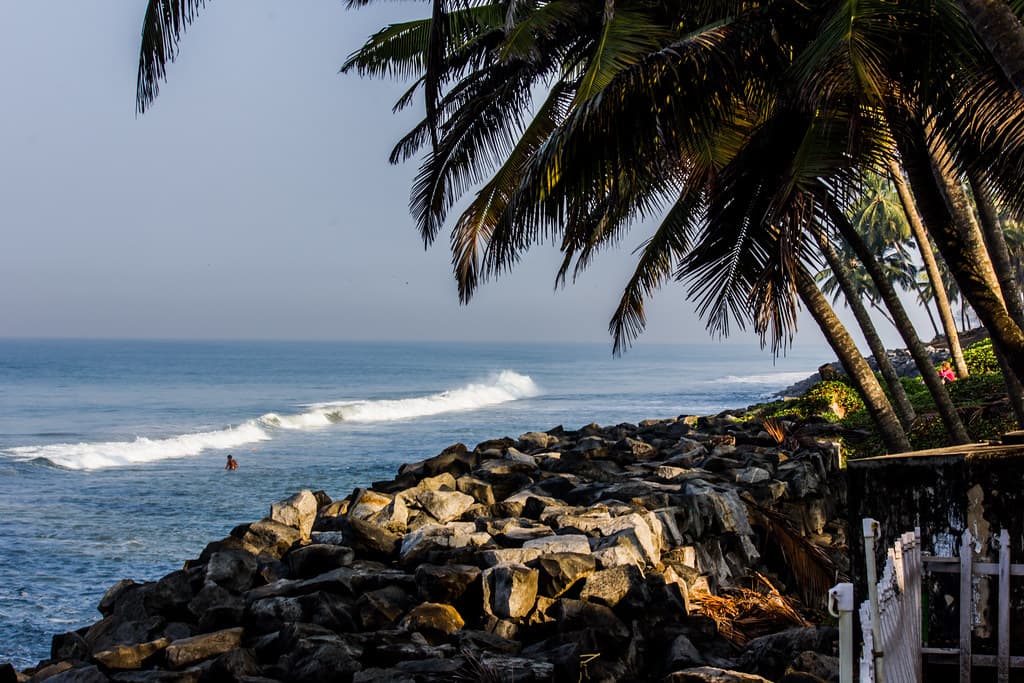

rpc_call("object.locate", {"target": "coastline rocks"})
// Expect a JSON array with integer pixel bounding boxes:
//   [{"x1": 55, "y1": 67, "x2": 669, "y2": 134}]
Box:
[{"x1": 17, "y1": 415, "x2": 846, "y2": 682}]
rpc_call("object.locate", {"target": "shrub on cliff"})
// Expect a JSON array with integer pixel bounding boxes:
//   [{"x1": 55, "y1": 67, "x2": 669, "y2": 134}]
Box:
[
  {"x1": 801, "y1": 380, "x2": 865, "y2": 420},
  {"x1": 962, "y1": 339, "x2": 999, "y2": 375}
]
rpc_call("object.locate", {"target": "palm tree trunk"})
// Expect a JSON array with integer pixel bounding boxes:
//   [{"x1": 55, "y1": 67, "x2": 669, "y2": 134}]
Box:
[
  {"x1": 968, "y1": 171, "x2": 1024, "y2": 327},
  {"x1": 955, "y1": 0, "x2": 1024, "y2": 99},
  {"x1": 817, "y1": 233, "x2": 917, "y2": 428},
  {"x1": 888, "y1": 159, "x2": 968, "y2": 377},
  {"x1": 795, "y1": 268, "x2": 911, "y2": 453},
  {"x1": 830, "y1": 206, "x2": 972, "y2": 444},
  {"x1": 965, "y1": 172, "x2": 1024, "y2": 426},
  {"x1": 895, "y1": 118, "x2": 1024, "y2": 385},
  {"x1": 915, "y1": 284, "x2": 941, "y2": 339}
]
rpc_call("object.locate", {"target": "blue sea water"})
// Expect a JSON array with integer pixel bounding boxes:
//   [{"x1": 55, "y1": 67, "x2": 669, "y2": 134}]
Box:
[{"x1": 0, "y1": 338, "x2": 827, "y2": 667}]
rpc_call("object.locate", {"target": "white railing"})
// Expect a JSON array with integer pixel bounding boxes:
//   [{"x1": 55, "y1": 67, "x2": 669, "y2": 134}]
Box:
[{"x1": 836, "y1": 519, "x2": 1018, "y2": 682}]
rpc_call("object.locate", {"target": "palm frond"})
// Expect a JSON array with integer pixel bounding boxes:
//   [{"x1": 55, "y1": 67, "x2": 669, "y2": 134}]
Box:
[{"x1": 136, "y1": 0, "x2": 207, "y2": 113}]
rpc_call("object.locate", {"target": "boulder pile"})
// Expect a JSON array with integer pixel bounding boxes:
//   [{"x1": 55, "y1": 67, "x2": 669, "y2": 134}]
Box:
[{"x1": 10, "y1": 414, "x2": 849, "y2": 683}]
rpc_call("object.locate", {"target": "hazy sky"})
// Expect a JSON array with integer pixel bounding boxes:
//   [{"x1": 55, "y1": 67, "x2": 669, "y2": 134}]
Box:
[{"x1": 0, "y1": 1, "x2": 918, "y2": 352}]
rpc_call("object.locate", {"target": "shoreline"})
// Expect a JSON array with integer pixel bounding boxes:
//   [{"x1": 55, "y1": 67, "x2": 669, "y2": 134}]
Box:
[{"x1": 7, "y1": 411, "x2": 848, "y2": 682}]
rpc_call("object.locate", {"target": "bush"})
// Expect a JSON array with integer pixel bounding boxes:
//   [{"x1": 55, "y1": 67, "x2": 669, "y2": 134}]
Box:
[
  {"x1": 962, "y1": 338, "x2": 999, "y2": 375},
  {"x1": 801, "y1": 380, "x2": 865, "y2": 419},
  {"x1": 947, "y1": 373, "x2": 1008, "y2": 405}
]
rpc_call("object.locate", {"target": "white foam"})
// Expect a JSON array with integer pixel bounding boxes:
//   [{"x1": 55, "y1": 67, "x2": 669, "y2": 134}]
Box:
[
  {"x1": 6, "y1": 421, "x2": 270, "y2": 471},
  {"x1": 2, "y1": 371, "x2": 540, "y2": 471},
  {"x1": 712, "y1": 370, "x2": 815, "y2": 385},
  {"x1": 262, "y1": 370, "x2": 540, "y2": 427}
]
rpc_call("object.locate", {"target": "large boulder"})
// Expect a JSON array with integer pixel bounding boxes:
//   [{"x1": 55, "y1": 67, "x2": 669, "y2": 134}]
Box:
[
  {"x1": 414, "y1": 563, "x2": 481, "y2": 604},
  {"x1": 482, "y1": 564, "x2": 539, "y2": 619},
  {"x1": 269, "y1": 490, "x2": 318, "y2": 540},
  {"x1": 536, "y1": 553, "x2": 596, "y2": 598},
  {"x1": 163, "y1": 627, "x2": 243, "y2": 669},
  {"x1": 235, "y1": 519, "x2": 303, "y2": 559}
]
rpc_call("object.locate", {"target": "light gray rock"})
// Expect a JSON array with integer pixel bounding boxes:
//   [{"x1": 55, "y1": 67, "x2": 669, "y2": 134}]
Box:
[
  {"x1": 479, "y1": 547, "x2": 542, "y2": 567},
  {"x1": 269, "y1": 490, "x2": 318, "y2": 539},
  {"x1": 536, "y1": 553, "x2": 596, "y2": 598},
  {"x1": 483, "y1": 563, "x2": 539, "y2": 619},
  {"x1": 413, "y1": 490, "x2": 475, "y2": 523},
  {"x1": 346, "y1": 489, "x2": 394, "y2": 521},
  {"x1": 521, "y1": 533, "x2": 591, "y2": 555}
]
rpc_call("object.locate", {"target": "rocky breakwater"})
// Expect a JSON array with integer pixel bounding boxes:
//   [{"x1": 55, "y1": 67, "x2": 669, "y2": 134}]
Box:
[{"x1": 8, "y1": 415, "x2": 849, "y2": 683}]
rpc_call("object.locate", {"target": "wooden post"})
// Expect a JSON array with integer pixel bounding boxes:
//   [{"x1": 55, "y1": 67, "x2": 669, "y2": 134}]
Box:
[
  {"x1": 998, "y1": 528, "x2": 1010, "y2": 683},
  {"x1": 960, "y1": 529, "x2": 973, "y2": 683}
]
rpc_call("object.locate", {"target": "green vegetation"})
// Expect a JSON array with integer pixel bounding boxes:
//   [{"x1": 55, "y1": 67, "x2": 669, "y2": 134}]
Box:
[
  {"x1": 748, "y1": 339, "x2": 1016, "y2": 459},
  {"x1": 962, "y1": 339, "x2": 999, "y2": 375}
]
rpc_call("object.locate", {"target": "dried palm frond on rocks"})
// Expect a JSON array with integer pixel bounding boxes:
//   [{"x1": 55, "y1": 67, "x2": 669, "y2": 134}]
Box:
[
  {"x1": 693, "y1": 573, "x2": 810, "y2": 647},
  {"x1": 743, "y1": 498, "x2": 845, "y2": 608}
]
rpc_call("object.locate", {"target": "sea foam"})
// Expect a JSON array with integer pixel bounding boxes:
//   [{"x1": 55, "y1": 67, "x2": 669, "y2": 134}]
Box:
[{"x1": 2, "y1": 371, "x2": 539, "y2": 471}]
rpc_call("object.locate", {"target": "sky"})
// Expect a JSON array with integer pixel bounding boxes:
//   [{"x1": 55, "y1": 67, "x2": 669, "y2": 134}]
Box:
[{"x1": 0, "y1": 1, "x2": 927, "y2": 352}]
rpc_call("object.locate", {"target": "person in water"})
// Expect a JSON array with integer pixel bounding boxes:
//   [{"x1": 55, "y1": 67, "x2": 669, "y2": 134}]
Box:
[{"x1": 225, "y1": 454, "x2": 239, "y2": 471}]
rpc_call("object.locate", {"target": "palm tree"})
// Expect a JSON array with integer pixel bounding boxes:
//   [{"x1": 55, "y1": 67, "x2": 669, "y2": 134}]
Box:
[{"x1": 887, "y1": 159, "x2": 969, "y2": 376}]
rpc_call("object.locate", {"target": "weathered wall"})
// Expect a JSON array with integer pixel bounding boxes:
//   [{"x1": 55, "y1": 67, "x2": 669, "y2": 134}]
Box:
[{"x1": 847, "y1": 444, "x2": 1024, "y2": 654}]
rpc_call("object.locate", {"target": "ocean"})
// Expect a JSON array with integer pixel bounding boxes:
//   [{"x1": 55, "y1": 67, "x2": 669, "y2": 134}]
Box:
[{"x1": 0, "y1": 338, "x2": 827, "y2": 667}]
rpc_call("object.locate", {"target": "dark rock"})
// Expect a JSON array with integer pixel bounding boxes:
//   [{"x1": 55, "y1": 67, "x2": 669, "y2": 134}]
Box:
[
  {"x1": 737, "y1": 627, "x2": 837, "y2": 681},
  {"x1": 98, "y1": 581, "x2": 137, "y2": 617},
  {"x1": 342, "y1": 518, "x2": 401, "y2": 560},
  {"x1": 110, "y1": 670, "x2": 202, "y2": 683},
  {"x1": 278, "y1": 637, "x2": 362, "y2": 683},
  {"x1": 664, "y1": 634, "x2": 704, "y2": 672},
  {"x1": 400, "y1": 443, "x2": 477, "y2": 479},
  {"x1": 51, "y1": 631, "x2": 89, "y2": 662},
  {"x1": 783, "y1": 651, "x2": 839, "y2": 682},
  {"x1": 205, "y1": 551, "x2": 258, "y2": 593},
  {"x1": 187, "y1": 583, "x2": 244, "y2": 633},
  {"x1": 414, "y1": 563, "x2": 481, "y2": 604},
  {"x1": 84, "y1": 616, "x2": 164, "y2": 654},
  {"x1": 666, "y1": 667, "x2": 772, "y2": 682},
  {"x1": 198, "y1": 648, "x2": 261, "y2": 683},
  {"x1": 248, "y1": 591, "x2": 355, "y2": 633},
  {"x1": 356, "y1": 585, "x2": 414, "y2": 630},
  {"x1": 40, "y1": 666, "x2": 110, "y2": 683},
  {"x1": 286, "y1": 544, "x2": 355, "y2": 579}
]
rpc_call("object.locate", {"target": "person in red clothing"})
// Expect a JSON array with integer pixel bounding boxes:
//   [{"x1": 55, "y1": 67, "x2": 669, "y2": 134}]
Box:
[{"x1": 225, "y1": 454, "x2": 239, "y2": 471}]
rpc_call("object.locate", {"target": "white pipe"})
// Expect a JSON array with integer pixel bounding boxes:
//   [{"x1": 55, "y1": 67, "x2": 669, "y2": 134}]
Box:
[
  {"x1": 829, "y1": 582, "x2": 855, "y2": 683},
  {"x1": 864, "y1": 517, "x2": 886, "y2": 683}
]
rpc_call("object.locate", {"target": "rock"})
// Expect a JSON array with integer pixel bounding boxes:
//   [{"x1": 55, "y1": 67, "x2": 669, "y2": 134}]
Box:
[
  {"x1": 204, "y1": 549, "x2": 258, "y2": 593},
  {"x1": 235, "y1": 519, "x2": 303, "y2": 559},
  {"x1": 278, "y1": 637, "x2": 362, "y2": 683},
  {"x1": 269, "y1": 490, "x2": 318, "y2": 539},
  {"x1": 666, "y1": 667, "x2": 772, "y2": 682},
  {"x1": 84, "y1": 616, "x2": 163, "y2": 654},
  {"x1": 43, "y1": 665, "x2": 110, "y2": 683},
  {"x1": 482, "y1": 564, "x2": 539, "y2": 619},
  {"x1": 737, "y1": 627, "x2": 838, "y2": 681},
  {"x1": 456, "y1": 476, "x2": 496, "y2": 505},
  {"x1": 286, "y1": 543, "x2": 356, "y2": 579},
  {"x1": 519, "y1": 432, "x2": 558, "y2": 451},
  {"x1": 201, "y1": 648, "x2": 261, "y2": 681},
  {"x1": 187, "y1": 583, "x2": 244, "y2": 632},
  {"x1": 109, "y1": 669, "x2": 202, "y2": 682},
  {"x1": 399, "y1": 523, "x2": 490, "y2": 565},
  {"x1": 248, "y1": 591, "x2": 355, "y2": 633},
  {"x1": 164, "y1": 627, "x2": 243, "y2": 669},
  {"x1": 521, "y1": 534, "x2": 591, "y2": 555},
  {"x1": 347, "y1": 489, "x2": 394, "y2": 521},
  {"x1": 736, "y1": 468, "x2": 771, "y2": 485},
  {"x1": 98, "y1": 580, "x2": 137, "y2": 617},
  {"x1": 579, "y1": 565, "x2": 642, "y2": 608},
  {"x1": 343, "y1": 517, "x2": 401, "y2": 560},
  {"x1": 536, "y1": 553, "x2": 596, "y2": 598},
  {"x1": 664, "y1": 634, "x2": 704, "y2": 671},
  {"x1": 593, "y1": 514, "x2": 661, "y2": 565},
  {"x1": 591, "y1": 532, "x2": 648, "y2": 569},
  {"x1": 403, "y1": 602, "x2": 465, "y2": 641},
  {"x1": 612, "y1": 437, "x2": 658, "y2": 462},
  {"x1": 415, "y1": 563, "x2": 481, "y2": 604},
  {"x1": 413, "y1": 490, "x2": 476, "y2": 523},
  {"x1": 92, "y1": 638, "x2": 170, "y2": 670},
  {"x1": 356, "y1": 585, "x2": 413, "y2": 630},
  {"x1": 476, "y1": 654, "x2": 554, "y2": 681},
  {"x1": 784, "y1": 651, "x2": 839, "y2": 682},
  {"x1": 479, "y1": 548, "x2": 542, "y2": 567},
  {"x1": 51, "y1": 631, "x2": 89, "y2": 662}
]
